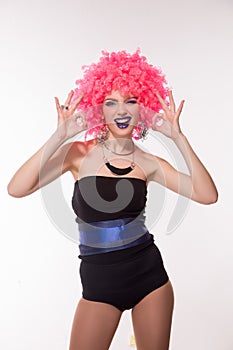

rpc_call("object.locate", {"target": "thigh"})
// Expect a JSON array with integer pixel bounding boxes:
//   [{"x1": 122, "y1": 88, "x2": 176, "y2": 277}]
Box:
[
  {"x1": 69, "y1": 298, "x2": 123, "y2": 350},
  {"x1": 131, "y1": 280, "x2": 175, "y2": 350}
]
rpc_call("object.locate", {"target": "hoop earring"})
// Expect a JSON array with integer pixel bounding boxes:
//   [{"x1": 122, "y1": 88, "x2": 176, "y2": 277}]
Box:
[
  {"x1": 133, "y1": 120, "x2": 148, "y2": 141},
  {"x1": 140, "y1": 121, "x2": 148, "y2": 140},
  {"x1": 97, "y1": 124, "x2": 109, "y2": 143}
]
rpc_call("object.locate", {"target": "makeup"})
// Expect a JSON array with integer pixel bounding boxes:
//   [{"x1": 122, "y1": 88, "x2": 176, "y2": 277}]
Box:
[{"x1": 113, "y1": 116, "x2": 132, "y2": 129}]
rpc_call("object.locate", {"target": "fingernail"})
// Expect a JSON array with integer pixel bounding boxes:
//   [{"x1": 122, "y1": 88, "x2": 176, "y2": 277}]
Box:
[
  {"x1": 156, "y1": 117, "x2": 163, "y2": 126},
  {"x1": 76, "y1": 117, "x2": 83, "y2": 126}
]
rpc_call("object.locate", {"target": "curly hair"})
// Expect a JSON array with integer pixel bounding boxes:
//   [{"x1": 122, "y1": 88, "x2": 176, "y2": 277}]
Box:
[{"x1": 72, "y1": 49, "x2": 169, "y2": 138}]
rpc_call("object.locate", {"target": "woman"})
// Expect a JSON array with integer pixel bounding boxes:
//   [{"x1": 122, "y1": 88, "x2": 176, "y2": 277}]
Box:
[{"x1": 8, "y1": 50, "x2": 218, "y2": 350}]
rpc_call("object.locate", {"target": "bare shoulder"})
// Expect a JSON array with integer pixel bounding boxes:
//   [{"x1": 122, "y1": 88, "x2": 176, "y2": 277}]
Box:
[
  {"x1": 135, "y1": 146, "x2": 170, "y2": 179},
  {"x1": 65, "y1": 139, "x2": 96, "y2": 158},
  {"x1": 64, "y1": 139, "x2": 97, "y2": 177},
  {"x1": 135, "y1": 145, "x2": 163, "y2": 165},
  {"x1": 137, "y1": 146, "x2": 169, "y2": 164}
]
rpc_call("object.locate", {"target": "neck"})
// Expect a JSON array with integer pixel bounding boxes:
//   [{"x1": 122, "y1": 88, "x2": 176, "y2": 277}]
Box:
[{"x1": 104, "y1": 137, "x2": 134, "y2": 153}]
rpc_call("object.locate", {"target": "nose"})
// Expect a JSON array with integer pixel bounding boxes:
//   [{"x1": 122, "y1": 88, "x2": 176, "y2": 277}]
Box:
[{"x1": 116, "y1": 102, "x2": 128, "y2": 116}]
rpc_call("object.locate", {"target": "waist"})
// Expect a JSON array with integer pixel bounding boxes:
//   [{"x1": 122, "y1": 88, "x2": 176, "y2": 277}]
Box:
[
  {"x1": 78, "y1": 217, "x2": 148, "y2": 247},
  {"x1": 79, "y1": 233, "x2": 154, "y2": 261},
  {"x1": 78, "y1": 217, "x2": 149, "y2": 255}
]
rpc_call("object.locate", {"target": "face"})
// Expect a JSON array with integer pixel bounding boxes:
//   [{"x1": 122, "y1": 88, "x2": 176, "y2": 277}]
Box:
[{"x1": 102, "y1": 90, "x2": 140, "y2": 138}]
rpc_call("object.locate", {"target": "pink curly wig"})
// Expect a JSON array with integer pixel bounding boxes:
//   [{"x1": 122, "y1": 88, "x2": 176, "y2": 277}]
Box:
[{"x1": 72, "y1": 49, "x2": 169, "y2": 139}]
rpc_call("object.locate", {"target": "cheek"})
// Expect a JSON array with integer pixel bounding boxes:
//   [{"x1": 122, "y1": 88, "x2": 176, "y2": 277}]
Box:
[
  {"x1": 130, "y1": 108, "x2": 140, "y2": 125},
  {"x1": 131, "y1": 115, "x2": 139, "y2": 127},
  {"x1": 102, "y1": 112, "x2": 112, "y2": 124},
  {"x1": 102, "y1": 105, "x2": 114, "y2": 117}
]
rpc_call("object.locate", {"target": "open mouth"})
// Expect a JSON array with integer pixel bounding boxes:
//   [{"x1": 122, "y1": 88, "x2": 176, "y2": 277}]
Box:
[{"x1": 114, "y1": 116, "x2": 132, "y2": 129}]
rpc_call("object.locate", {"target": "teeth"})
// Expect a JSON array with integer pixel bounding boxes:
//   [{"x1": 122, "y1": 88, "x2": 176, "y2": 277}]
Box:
[
  {"x1": 117, "y1": 124, "x2": 128, "y2": 129},
  {"x1": 117, "y1": 118, "x2": 129, "y2": 123},
  {"x1": 114, "y1": 117, "x2": 131, "y2": 124}
]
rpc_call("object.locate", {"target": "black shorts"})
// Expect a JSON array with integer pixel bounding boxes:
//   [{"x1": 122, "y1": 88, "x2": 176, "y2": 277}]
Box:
[{"x1": 78, "y1": 234, "x2": 169, "y2": 312}]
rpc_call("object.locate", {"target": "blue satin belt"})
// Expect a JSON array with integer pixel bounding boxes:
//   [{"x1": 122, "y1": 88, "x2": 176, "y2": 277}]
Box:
[{"x1": 78, "y1": 217, "x2": 150, "y2": 255}]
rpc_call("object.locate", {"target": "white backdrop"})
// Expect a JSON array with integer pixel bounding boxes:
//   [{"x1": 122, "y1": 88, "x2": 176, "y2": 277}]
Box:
[{"x1": 1, "y1": 0, "x2": 233, "y2": 349}]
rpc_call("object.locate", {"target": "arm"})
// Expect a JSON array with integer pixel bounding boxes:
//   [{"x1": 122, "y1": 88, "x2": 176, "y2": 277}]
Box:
[
  {"x1": 7, "y1": 134, "x2": 72, "y2": 197},
  {"x1": 150, "y1": 90, "x2": 218, "y2": 205},
  {"x1": 7, "y1": 91, "x2": 85, "y2": 198}
]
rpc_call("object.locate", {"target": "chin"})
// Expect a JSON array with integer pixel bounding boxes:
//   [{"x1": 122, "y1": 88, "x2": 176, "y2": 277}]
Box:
[{"x1": 108, "y1": 125, "x2": 134, "y2": 138}]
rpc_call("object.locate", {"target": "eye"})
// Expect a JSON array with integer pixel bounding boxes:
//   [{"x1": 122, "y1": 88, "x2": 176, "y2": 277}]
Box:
[
  {"x1": 126, "y1": 99, "x2": 137, "y2": 104},
  {"x1": 104, "y1": 100, "x2": 117, "y2": 106}
]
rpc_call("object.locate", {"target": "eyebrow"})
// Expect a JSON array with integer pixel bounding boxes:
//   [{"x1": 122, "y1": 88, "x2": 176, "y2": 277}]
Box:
[{"x1": 104, "y1": 96, "x2": 138, "y2": 102}]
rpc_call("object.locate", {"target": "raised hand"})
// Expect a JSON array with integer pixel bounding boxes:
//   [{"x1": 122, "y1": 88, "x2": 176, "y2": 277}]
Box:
[
  {"x1": 152, "y1": 90, "x2": 185, "y2": 140},
  {"x1": 54, "y1": 90, "x2": 86, "y2": 141}
]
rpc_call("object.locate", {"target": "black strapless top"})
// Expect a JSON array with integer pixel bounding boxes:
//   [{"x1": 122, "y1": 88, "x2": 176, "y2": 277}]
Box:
[
  {"x1": 71, "y1": 176, "x2": 152, "y2": 256},
  {"x1": 72, "y1": 176, "x2": 147, "y2": 223}
]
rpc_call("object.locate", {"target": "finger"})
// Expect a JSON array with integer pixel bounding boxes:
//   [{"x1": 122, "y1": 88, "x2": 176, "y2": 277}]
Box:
[
  {"x1": 70, "y1": 93, "x2": 84, "y2": 112},
  {"x1": 168, "y1": 90, "x2": 176, "y2": 112},
  {"x1": 176, "y1": 100, "x2": 185, "y2": 118},
  {"x1": 75, "y1": 112, "x2": 86, "y2": 127},
  {"x1": 64, "y1": 90, "x2": 74, "y2": 106},
  {"x1": 155, "y1": 117, "x2": 164, "y2": 127},
  {"x1": 54, "y1": 97, "x2": 62, "y2": 113},
  {"x1": 155, "y1": 91, "x2": 169, "y2": 112},
  {"x1": 152, "y1": 113, "x2": 165, "y2": 127}
]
